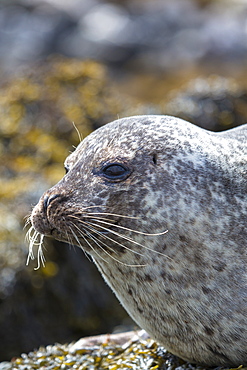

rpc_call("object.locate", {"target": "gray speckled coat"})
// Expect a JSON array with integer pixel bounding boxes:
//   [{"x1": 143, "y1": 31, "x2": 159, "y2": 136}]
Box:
[{"x1": 31, "y1": 115, "x2": 247, "y2": 366}]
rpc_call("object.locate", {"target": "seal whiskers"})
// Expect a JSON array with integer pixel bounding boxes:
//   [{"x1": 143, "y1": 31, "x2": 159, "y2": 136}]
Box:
[
  {"x1": 68, "y1": 225, "x2": 109, "y2": 264},
  {"x1": 84, "y1": 229, "x2": 147, "y2": 267},
  {"x1": 26, "y1": 224, "x2": 45, "y2": 270},
  {"x1": 81, "y1": 214, "x2": 168, "y2": 236},
  {"x1": 70, "y1": 221, "x2": 145, "y2": 267},
  {"x1": 68, "y1": 214, "x2": 170, "y2": 260},
  {"x1": 68, "y1": 216, "x2": 148, "y2": 267}
]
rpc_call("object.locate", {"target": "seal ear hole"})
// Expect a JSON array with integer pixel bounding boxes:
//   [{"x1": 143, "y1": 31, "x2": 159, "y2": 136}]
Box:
[
  {"x1": 152, "y1": 153, "x2": 157, "y2": 165},
  {"x1": 64, "y1": 165, "x2": 69, "y2": 174}
]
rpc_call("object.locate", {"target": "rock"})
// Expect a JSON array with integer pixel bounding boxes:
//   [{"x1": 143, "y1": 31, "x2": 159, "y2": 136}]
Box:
[{"x1": 163, "y1": 76, "x2": 247, "y2": 131}]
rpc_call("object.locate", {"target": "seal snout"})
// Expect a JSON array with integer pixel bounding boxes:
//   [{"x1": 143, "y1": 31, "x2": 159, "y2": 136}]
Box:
[{"x1": 31, "y1": 192, "x2": 65, "y2": 236}]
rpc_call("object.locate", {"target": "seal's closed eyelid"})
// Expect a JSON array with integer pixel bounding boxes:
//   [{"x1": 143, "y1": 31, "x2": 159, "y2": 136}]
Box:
[
  {"x1": 64, "y1": 165, "x2": 69, "y2": 174},
  {"x1": 101, "y1": 163, "x2": 130, "y2": 181}
]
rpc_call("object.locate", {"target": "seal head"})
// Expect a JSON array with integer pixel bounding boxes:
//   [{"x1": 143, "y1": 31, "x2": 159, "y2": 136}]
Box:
[{"x1": 30, "y1": 115, "x2": 247, "y2": 366}]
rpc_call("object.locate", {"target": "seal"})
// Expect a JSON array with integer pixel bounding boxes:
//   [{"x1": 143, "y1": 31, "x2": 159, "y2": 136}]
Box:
[{"x1": 28, "y1": 115, "x2": 247, "y2": 366}]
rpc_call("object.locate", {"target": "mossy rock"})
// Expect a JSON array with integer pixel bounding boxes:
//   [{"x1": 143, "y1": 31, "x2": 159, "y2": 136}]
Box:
[{"x1": 1, "y1": 331, "x2": 246, "y2": 370}]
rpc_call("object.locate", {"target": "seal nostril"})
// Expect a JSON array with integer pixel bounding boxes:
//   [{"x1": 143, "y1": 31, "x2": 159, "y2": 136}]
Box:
[
  {"x1": 43, "y1": 194, "x2": 61, "y2": 213},
  {"x1": 43, "y1": 195, "x2": 49, "y2": 212}
]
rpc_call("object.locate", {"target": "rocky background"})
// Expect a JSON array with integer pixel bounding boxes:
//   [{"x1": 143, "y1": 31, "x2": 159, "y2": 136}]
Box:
[{"x1": 1, "y1": 0, "x2": 247, "y2": 363}]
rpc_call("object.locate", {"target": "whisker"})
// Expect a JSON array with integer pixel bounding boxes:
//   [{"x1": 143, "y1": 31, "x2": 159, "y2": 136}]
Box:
[
  {"x1": 67, "y1": 224, "x2": 91, "y2": 262},
  {"x1": 25, "y1": 222, "x2": 34, "y2": 240},
  {"x1": 73, "y1": 206, "x2": 140, "y2": 220},
  {"x1": 23, "y1": 215, "x2": 31, "y2": 229},
  {"x1": 76, "y1": 215, "x2": 120, "y2": 223},
  {"x1": 71, "y1": 223, "x2": 110, "y2": 264},
  {"x1": 69, "y1": 217, "x2": 147, "y2": 258},
  {"x1": 71, "y1": 221, "x2": 146, "y2": 267},
  {"x1": 34, "y1": 239, "x2": 46, "y2": 270},
  {"x1": 72, "y1": 121, "x2": 83, "y2": 142},
  {"x1": 63, "y1": 217, "x2": 76, "y2": 249},
  {"x1": 76, "y1": 221, "x2": 126, "y2": 256},
  {"x1": 80, "y1": 216, "x2": 168, "y2": 237},
  {"x1": 85, "y1": 227, "x2": 147, "y2": 267},
  {"x1": 75, "y1": 205, "x2": 111, "y2": 211},
  {"x1": 85, "y1": 212, "x2": 139, "y2": 220},
  {"x1": 26, "y1": 227, "x2": 38, "y2": 245},
  {"x1": 71, "y1": 217, "x2": 172, "y2": 261},
  {"x1": 26, "y1": 226, "x2": 46, "y2": 269}
]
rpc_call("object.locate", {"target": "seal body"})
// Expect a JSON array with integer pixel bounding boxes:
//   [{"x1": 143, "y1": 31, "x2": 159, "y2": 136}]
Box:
[{"x1": 30, "y1": 115, "x2": 247, "y2": 366}]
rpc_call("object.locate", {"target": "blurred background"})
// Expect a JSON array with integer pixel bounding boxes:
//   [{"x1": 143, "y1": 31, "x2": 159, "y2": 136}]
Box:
[{"x1": 1, "y1": 0, "x2": 247, "y2": 361}]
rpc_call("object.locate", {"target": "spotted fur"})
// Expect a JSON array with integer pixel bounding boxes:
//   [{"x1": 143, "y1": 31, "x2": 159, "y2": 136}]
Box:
[{"x1": 30, "y1": 115, "x2": 247, "y2": 366}]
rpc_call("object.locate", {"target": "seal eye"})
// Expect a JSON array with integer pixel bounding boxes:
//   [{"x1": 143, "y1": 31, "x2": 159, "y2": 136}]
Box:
[{"x1": 102, "y1": 163, "x2": 130, "y2": 181}]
